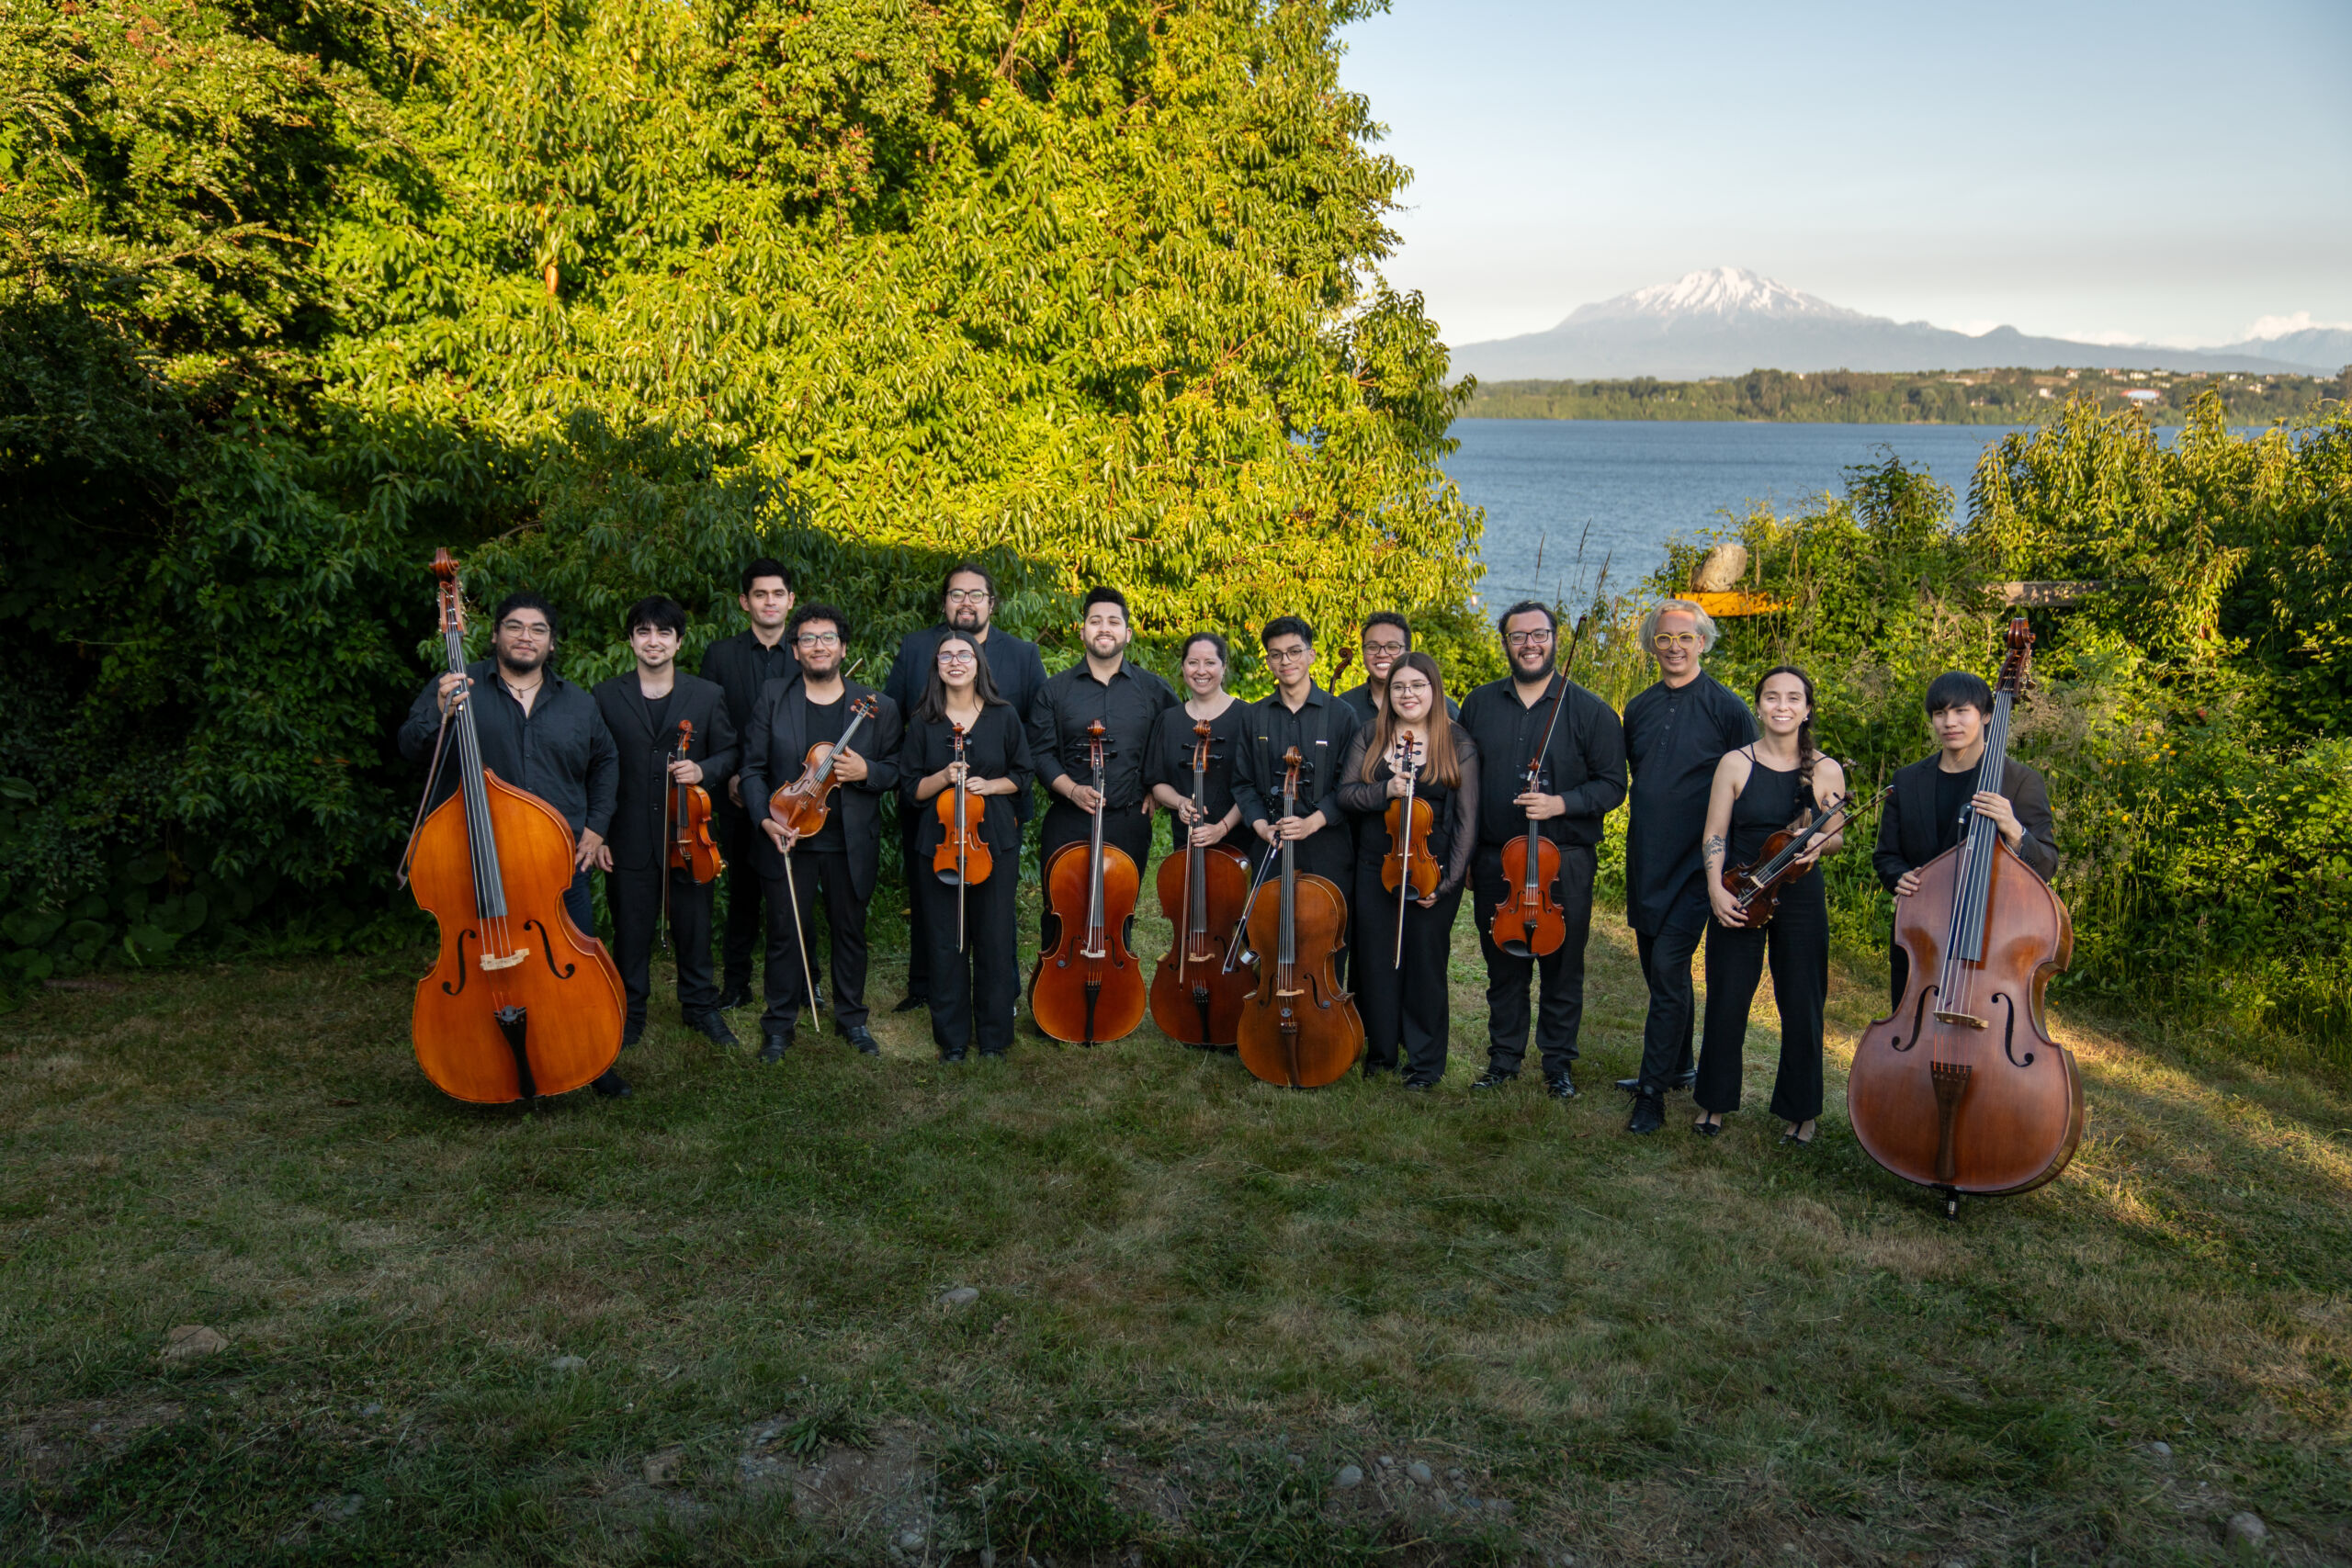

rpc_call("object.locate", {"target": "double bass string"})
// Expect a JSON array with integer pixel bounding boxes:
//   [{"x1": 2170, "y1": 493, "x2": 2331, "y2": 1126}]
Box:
[{"x1": 1939, "y1": 681, "x2": 2017, "y2": 1018}]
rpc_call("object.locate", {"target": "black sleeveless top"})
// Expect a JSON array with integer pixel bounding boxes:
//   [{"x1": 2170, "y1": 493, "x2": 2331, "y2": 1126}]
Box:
[{"x1": 1729, "y1": 754, "x2": 1820, "y2": 886}]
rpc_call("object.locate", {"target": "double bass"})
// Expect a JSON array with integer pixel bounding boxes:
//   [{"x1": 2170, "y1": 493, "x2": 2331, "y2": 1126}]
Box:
[
  {"x1": 1848, "y1": 620, "x2": 2082, "y2": 1216},
  {"x1": 931, "y1": 722, "x2": 993, "y2": 951},
  {"x1": 1030, "y1": 720, "x2": 1147, "y2": 1045},
  {"x1": 1148, "y1": 719, "x2": 1252, "y2": 1047},
  {"x1": 1236, "y1": 747, "x2": 1362, "y2": 1087},
  {"x1": 405, "y1": 549, "x2": 625, "y2": 1103}
]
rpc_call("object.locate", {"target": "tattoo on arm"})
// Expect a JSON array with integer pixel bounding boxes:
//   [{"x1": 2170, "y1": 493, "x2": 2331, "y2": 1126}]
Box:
[{"x1": 1702, "y1": 833, "x2": 1726, "y2": 865}]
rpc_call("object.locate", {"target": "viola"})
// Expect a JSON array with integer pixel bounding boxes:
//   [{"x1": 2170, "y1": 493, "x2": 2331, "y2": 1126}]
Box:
[
  {"x1": 1847, "y1": 619, "x2": 2082, "y2": 1216},
  {"x1": 1379, "y1": 736, "x2": 1438, "y2": 965},
  {"x1": 666, "y1": 719, "x2": 725, "y2": 885},
  {"x1": 1236, "y1": 747, "x2": 1362, "y2": 1087},
  {"x1": 1149, "y1": 719, "x2": 1252, "y2": 1048},
  {"x1": 1722, "y1": 782, "x2": 1888, "y2": 924},
  {"x1": 1030, "y1": 719, "x2": 1147, "y2": 1045},
  {"x1": 768, "y1": 694, "x2": 882, "y2": 841},
  {"x1": 930, "y1": 721, "x2": 994, "y2": 952},
  {"x1": 404, "y1": 549, "x2": 624, "y2": 1103}
]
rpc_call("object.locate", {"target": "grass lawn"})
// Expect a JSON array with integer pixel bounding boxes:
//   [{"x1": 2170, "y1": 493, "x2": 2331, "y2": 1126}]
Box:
[{"x1": 4, "y1": 863, "x2": 2348, "y2": 1566}]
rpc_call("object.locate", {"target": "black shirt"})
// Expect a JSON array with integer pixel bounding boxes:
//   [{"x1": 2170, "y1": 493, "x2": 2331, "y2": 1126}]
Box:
[
  {"x1": 1027, "y1": 658, "x2": 1180, "y2": 814},
  {"x1": 398, "y1": 660, "x2": 618, "y2": 840},
  {"x1": 1932, "y1": 767, "x2": 1975, "y2": 855},
  {"x1": 1334, "y1": 728, "x2": 1481, "y2": 897},
  {"x1": 640, "y1": 690, "x2": 673, "y2": 742},
  {"x1": 801, "y1": 694, "x2": 849, "y2": 851},
  {"x1": 699, "y1": 630, "x2": 799, "y2": 741},
  {"x1": 1457, "y1": 674, "x2": 1629, "y2": 851},
  {"x1": 885, "y1": 623, "x2": 1049, "y2": 823},
  {"x1": 1145, "y1": 700, "x2": 1250, "y2": 855},
  {"x1": 1621, "y1": 671, "x2": 1757, "y2": 933},
  {"x1": 899, "y1": 705, "x2": 1035, "y2": 859},
  {"x1": 1230, "y1": 683, "x2": 1360, "y2": 837}
]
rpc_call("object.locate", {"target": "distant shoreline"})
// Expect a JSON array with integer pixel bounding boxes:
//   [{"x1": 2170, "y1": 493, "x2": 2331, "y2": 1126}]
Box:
[{"x1": 1460, "y1": 366, "x2": 2343, "y2": 428}]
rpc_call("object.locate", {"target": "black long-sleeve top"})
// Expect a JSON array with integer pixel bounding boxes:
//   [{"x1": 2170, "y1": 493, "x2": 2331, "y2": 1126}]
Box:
[
  {"x1": 1456, "y1": 674, "x2": 1628, "y2": 851},
  {"x1": 885, "y1": 623, "x2": 1048, "y2": 823},
  {"x1": 899, "y1": 705, "x2": 1035, "y2": 860},
  {"x1": 1334, "y1": 727, "x2": 1481, "y2": 898},
  {"x1": 399, "y1": 660, "x2": 617, "y2": 840},
  {"x1": 1622, "y1": 671, "x2": 1757, "y2": 933},
  {"x1": 589, "y1": 671, "x2": 739, "y2": 873},
  {"x1": 699, "y1": 629, "x2": 801, "y2": 743},
  {"x1": 1873, "y1": 752, "x2": 2060, "y2": 890},
  {"x1": 1026, "y1": 658, "x2": 1179, "y2": 812},
  {"x1": 1145, "y1": 700, "x2": 1250, "y2": 853},
  {"x1": 1229, "y1": 683, "x2": 1361, "y2": 835}
]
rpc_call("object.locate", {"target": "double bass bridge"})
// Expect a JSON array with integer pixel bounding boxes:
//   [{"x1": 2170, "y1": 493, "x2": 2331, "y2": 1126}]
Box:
[
  {"x1": 480, "y1": 949, "x2": 532, "y2": 972},
  {"x1": 1931, "y1": 1009, "x2": 1986, "y2": 1030}
]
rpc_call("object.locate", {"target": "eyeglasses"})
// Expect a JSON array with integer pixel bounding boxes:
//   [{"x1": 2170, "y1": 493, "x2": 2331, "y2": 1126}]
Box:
[
  {"x1": 944, "y1": 589, "x2": 992, "y2": 604},
  {"x1": 937, "y1": 651, "x2": 977, "y2": 666},
  {"x1": 795, "y1": 631, "x2": 841, "y2": 647},
  {"x1": 1651, "y1": 632, "x2": 1702, "y2": 650},
  {"x1": 1363, "y1": 640, "x2": 1408, "y2": 658},
  {"x1": 1264, "y1": 646, "x2": 1312, "y2": 664},
  {"x1": 1504, "y1": 630, "x2": 1554, "y2": 649},
  {"x1": 1388, "y1": 681, "x2": 1433, "y2": 699},
  {"x1": 499, "y1": 620, "x2": 551, "y2": 638}
]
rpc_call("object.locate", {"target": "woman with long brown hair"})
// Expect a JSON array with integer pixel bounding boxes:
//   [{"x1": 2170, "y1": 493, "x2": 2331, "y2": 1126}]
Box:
[{"x1": 1336, "y1": 651, "x2": 1480, "y2": 1088}]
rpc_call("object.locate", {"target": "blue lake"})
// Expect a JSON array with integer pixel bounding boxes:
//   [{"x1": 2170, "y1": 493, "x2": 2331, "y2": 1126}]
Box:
[{"x1": 1439, "y1": 418, "x2": 2028, "y2": 611}]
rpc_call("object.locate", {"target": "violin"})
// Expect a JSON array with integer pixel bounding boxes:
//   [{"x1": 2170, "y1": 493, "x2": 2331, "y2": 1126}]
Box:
[
  {"x1": 1722, "y1": 782, "x2": 1888, "y2": 924},
  {"x1": 1149, "y1": 719, "x2": 1252, "y2": 1047},
  {"x1": 1236, "y1": 747, "x2": 1362, "y2": 1087},
  {"x1": 665, "y1": 720, "x2": 725, "y2": 885},
  {"x1": 1380, "y1": 736, "x2": 1438, "y2": 965},
  {"x1": 768, "y1": 694, "x2": 882, "y2": 841},
  {"x1": 931, "y1": 721, "x2": 994, "y2": 952},
  {"x1": 404, "y1": 549, "x2": 624, "y2": 1103},
  {"x1": 1847, "y1": 619, "x2": 2082, "y2": 1216},
  {"x1": 1030, "y1": 719, "x2": 1147, "y2": 1045}
]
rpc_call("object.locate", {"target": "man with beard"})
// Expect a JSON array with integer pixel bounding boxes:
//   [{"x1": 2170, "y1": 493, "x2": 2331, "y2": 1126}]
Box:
[
  {"x1": 699, "y1": 559, "x2": 799, "y2": 1012},
  {"x1": 400, "y1": 590, "x2": 629, "y2": 1097},
  {"x1": 882, "y1": 562, "x2": 1047, "y2": 1012},
  {"x1": 1457, "y1": 602, "x2": 1625, "y2": 1100},
  {"x1": 1618, "y1": 598, "x2": 1756, "y2": 1134},
  {"x1": 592, "y1": 597, "x2": 741, "y2": 1055},
  {"x1": 738, "y1": 604, "x2": 903, "y2": 1061},
  {"x1": 1026, "y1": 586, "x2": 1177, "y2": 960}
]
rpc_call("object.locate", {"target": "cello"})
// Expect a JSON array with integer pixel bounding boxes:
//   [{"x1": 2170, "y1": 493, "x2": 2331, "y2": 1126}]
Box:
[
  {"x1": 1030, "y1": 719, "x2": 1148, "y2": 1045},
  {"x1": 1148, "y1": 719, "x2": 1252, "y2": 1047},
  {"x1": 405, "y1": 549, "x2": 625, "y2": 1103},
  {"x1": 931, "y1": 722, "x2": 993, "y2": 951},
  {"x1": 1236, "y1": 747, "x2": 1362, "y2": 1087},
  {"x1": 1380, "y1": 737, "x2": 1437, "y2": 966},
  {"x1": 1848, "y1": 620, "x2": 2082, "y2": 1216}
]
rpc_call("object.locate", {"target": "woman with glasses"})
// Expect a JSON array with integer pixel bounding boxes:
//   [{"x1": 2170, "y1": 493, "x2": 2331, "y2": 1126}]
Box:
[
  {"x1": 1693, "y1": 666, "x2": 1846, "y2": 1145},
  {"x1": 1335, "y1": 651, "x2": 1480, "y2": 1088},
  {"x1": 1147, "y1": 633, "x2": 1247, "y2": 857},
  {"x1": 899, "y1": 633, "x2": 1035, "y2": 1060}
]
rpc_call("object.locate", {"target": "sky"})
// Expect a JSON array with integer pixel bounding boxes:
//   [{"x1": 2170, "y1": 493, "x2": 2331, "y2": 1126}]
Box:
[{"x1": 1336, "y1": 0, "x2": 2352, "y2": 349}]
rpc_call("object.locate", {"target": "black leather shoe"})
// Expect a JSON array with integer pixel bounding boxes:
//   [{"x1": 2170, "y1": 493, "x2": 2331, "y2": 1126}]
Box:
[
  {"x1": 621, "y1": 1021, "x2": 643, "y2": 1051},
  {"x1": 1362, "y1": 1061, "x2": 1397, "y2": 1079},
  {"x1": 1626, "y1": 1092, "x2": 1666, "y2": 1134},
  {"x1": 758, "y1": 1033, "x2": 791, "y2": 1064},
  {"x1": 1402, "y1": 1079, "x2": 1438, "y2": 1092},
  {"x1": 978, "y1": 1048, "x2": 1006, "y2": 1059},
  {"x1": 893, "y1": 994, "x2": 928, "y2": 1013},
  {"x1": 845, "y1": 1025, "x2": 879, "y2": 1055},
  {"x1": 593, "y1": 1069, "x2": 632, "y2": 1099},
  {"x1": 715, "y1": 985, "x2": 752, "y2": 1011},
  {"x1": 690, "y1": 1012, "x2": 741, "y2": 1049},
  {"x1": 941, "y1": 1047, "x2": 967, "y2": 1062},
  {"x1": 1546, "y1": 1073, "x2": 1577, "y2": 1100},
  {"x1": 1615, "y1": 1069, "x2": 1696, "y2": 1094},
  {"x1": 1470, "y1": 1069, "x2": 1517, "y2": 1091}
]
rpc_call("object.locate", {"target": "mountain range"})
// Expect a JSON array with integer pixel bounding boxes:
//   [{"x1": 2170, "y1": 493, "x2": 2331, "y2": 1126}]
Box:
[{"x1": 1448, "y1": 268, "x2": 2352, "y2": 382}]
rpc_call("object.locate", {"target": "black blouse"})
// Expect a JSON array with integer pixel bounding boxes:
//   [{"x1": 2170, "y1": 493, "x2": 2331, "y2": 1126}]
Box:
[
  {"x1": 899, "y1": 705, "x2": 1035, "y2": 860},
  {"x1": 1334, "y1": 727, "x2": 1480, "y2": 897},
  {"x1": 1145, "y1": 699, "x2": 1249, "y2": 853}
]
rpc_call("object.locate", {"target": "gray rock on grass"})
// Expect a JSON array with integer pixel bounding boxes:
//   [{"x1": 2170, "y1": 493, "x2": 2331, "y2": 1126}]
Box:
[
  {"x1": 2226, "y1": 1512, "x2": 2267, "y2": 1548},
  {"x1": 939, "y1": 1285, "x2": 980, "y2": 1306},
  {"x1": 161, "y1": 1325, "x2": 228, "y2": 1362},
  {"x1": 1407, "y1": 1461, "x2": 1433, "y2": 1484},
  {"x1": 1333, "y1": 1464, "x2": 1363, "y2": 1489}
]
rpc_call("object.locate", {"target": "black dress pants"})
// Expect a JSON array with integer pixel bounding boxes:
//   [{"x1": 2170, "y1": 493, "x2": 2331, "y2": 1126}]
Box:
[
  {"x1": 918, "y1": 857, "x2": 1020, "y2": 1055},
  {"x1": 607, "y1": 863, "x2": 718, "y2": 1029},
  {"x1": 1633, "y1": 889, "x2": 1708, "y2": 1093},
  {"x1": 1352, "y1": 863, "x2": 1463, "y2": 1085},
  {"x1": 758, "y1": 848, "x2": 869, "y2": 1038},
  {"x1": 899, "y1": 806, "x2": 932, "y2": 999},
  {"x1": 1471, "y1": 842, "x2": 1596, "y2": 1079},
  {"x1": 1037, "y1": 802, "x2": 1155, "y2": 954},
  {"x1": 717, "y1": 803, "x2": 765, "y2": 999},
  {"x1": 1694, "y1": 875, "x2": 1828, "y2": 1122}
]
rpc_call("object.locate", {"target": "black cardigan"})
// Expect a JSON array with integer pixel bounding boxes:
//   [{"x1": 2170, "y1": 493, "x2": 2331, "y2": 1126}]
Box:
[{"x1": 1872, "y1": 753, "x2": 2059, "y2": 890}]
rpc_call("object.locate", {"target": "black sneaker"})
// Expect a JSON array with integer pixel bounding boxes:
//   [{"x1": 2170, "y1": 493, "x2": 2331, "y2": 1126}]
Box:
[
  {"x1": 758, "y1": 1032, "x2": 791, "y2": 1064},
  {"x1": 1469, "y1": 1069, "x2": 1517, "y2": 1091},
  {"x1": 1545, "y1": 1072, "x2": 1578, "y2": 1100},
  {"x1": 893, "y1": 994, "x2": 928, "y2": 1013},
  {"x1": 715, "y1": 984, "x2": 752, "y2": 1011},
  {"x1": 1626, "y1": 1091, "x2": 1666, "y2": 1134},
  {"x1": 845, "y1": 1025, "x2": 880, "y2": 1055},
  {"x1": 690, "y1": 1011, "x2": 741, "y2": 1050},
  {"x1": 621, "y1": 1021, "x2": 644, "y2": 1052},
  {"x1": 592, "y1": 1069, "x2": 632, "y2": 1099},
  {"x1": 1615, "y1": 1068, "x2": 1696, "y2": 1094}
]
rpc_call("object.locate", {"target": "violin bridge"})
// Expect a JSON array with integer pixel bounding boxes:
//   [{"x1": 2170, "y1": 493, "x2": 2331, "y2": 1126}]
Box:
[
  {"x1": 481, "y1": 950, "x2": 530, "y2": 972},
  {"x1": 1931, "y1": 1010, "x2": 1985, "y2": 1030}
]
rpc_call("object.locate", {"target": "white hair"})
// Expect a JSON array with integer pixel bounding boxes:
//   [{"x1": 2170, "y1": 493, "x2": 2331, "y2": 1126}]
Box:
[{"x1": 1638, "y1": 598, "x2": 1720, "y2": 655}]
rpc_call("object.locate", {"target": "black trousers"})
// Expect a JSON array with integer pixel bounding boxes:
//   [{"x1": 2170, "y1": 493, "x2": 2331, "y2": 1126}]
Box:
[
  {"x1": 900, "y1": 807, "x2": 932, "y2": 999},
  {"x1": 1695, "y1": 875, "x2": 1827, "y2": 1122},
  {"x1": 606, "y1": 863, "x2": 718, "y2": 1029},
  {"x1": 565, "y1": 866, "x2": 594, "y2": 938},
  {"x1": 1353, "y1": 863, "x2": 1463, "y2": 1085},
  {"x1": 717, "y1": 802, "x2": 765, "y2": 999},
  {"x1": 758, "y1": 848, "x2": 869, "y2": 1037},
  {"x1": 1471, "y1": 842, "x2": 1596, "y2": 1078},
  {"x1": 1633, "y1": 889, "x2": 1708, "y2": 1093},
  {"x1": 1037, "y1": 801, "x2": 1156, "y2": 953},
  {"x1": 917, "y1": 855, "x2": 1021, "y2": 1055}
]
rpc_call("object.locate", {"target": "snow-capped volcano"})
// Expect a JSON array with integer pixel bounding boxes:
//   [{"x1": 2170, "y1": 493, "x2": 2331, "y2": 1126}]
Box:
[{"x1": 1566, "y1": 266, "x2": 1868, "y2": 325}]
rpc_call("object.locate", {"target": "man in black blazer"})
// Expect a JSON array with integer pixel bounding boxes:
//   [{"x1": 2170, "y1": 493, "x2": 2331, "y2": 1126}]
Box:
[
  {"x1": 738, "y1": 604, "x2": 903, "y2": 1061},
  {"x1": 593, "y1": 597, "x2": 741, "y2": 1055},
  {"x1": 881, "y1": 561, "x2": 1046, "y2": 1011},
  {"x1": 698, "y1": 558, "x2": 800, "y2": 1010},
  {"x1": 1873, "y1": 669, "x2": 2060, "y2": 1010}
]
